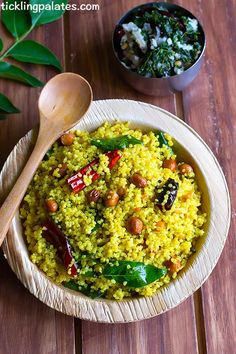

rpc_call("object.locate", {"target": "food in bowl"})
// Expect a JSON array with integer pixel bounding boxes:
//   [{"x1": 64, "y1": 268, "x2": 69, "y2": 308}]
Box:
[
  {"x1": 114, "y1": 3, "x2": 203, "y2": 78},
  {"x1": 20, "y1": 122, "x2": 206, "y2": 300}
]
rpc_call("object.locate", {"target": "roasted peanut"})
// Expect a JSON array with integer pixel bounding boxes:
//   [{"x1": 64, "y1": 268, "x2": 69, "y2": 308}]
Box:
[
  {"x1": 127, "y1": 216, "x2": 143, "y2": 235},
  {"x1": 104, "y1": 191, "x2": 119, "y2": 207},
  {"x1": 87, "y1": 189, "x2": 100, "y2": 203},
  {"x1": 60, "y1": 132, "x2": 75, "y2": 146},
  {"x1": 162, "y1": 158, "x2": 177, "y2": 171},
  {"x1": 45, "y1": 199, "x2": 58, "y2": 213},
  {"x1": 179, "y1": 163, "x2": 193, "y2": 175},
  {"x1": 130, "y1": 173, "x2": 147, "y2": 188}
]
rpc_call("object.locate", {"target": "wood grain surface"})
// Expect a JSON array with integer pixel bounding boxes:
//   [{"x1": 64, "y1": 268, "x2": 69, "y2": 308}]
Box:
[{"x1": 0, "y1": 1, "x2": 235, "y2": 354}]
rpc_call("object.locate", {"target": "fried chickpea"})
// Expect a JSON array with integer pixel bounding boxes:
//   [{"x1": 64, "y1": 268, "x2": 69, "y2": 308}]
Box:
[
  {"x1": 164, "y1": 259, "x2": 181, "y2": 274},
  {"x1": 60, "y1": 132, "x2": 75, "y2": 146},
  {"x1": 45, "y1": 199, "x2": 58, "y2": 213},
  {"x1": 127, "y1": 216, "x2": 143, "y2": 235},
  {"x1": 104, "y1": 191, "x2": 119, "y2": 207},
  {"x1": 162, "y1": 158, "x2": 177, "y2": 171},
  {"x1": 179, "y1": 163, "x2": 193, "y2": 175},
  {"x1": 130, "y1": 173, "x2": 147, "y2": 188},
  {"x1": 87, "y1": 189, "x2": 100, "y2": 203}
]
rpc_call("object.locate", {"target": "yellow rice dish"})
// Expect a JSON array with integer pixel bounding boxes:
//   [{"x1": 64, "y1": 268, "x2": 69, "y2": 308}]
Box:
[{"x1": 20, "y1": 122, "x2": 206, "y2": 300}]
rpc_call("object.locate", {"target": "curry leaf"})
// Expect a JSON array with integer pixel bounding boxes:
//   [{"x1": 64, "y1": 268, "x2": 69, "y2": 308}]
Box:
[
  {"x1": 64, "y1": 281, "x2": 105, "y2": 299},
  {"x1": 1, "y1": 0, "x2": 32, "y2": 38},
  {"x1": 0, "y1": 93, "x2": 20, "y2": 118},
  {"x1": 43, "y1": 147, "x2": 54, "y2": 160},
  {"x1": 8, "y1": 40, "x2": 62, "y2": 70},
  {"x1": 64, "y1": 280, "x2": 79, "y2": 291},
  {"x1": 0, "y1": 62, "x2": 43, "y2": 86},
  {"x1": 91, "y1": 135, "x2": 143, "y2": 151},
  {"x1": 30, "y1": 0, "x2": 68, "y2": 27},
  {"x1": 79, "y1": 286, "x2": 104, "y2": 299},
  {"x1": 155, "y1": 131, "x2": 174, "y2": 154},
  {"x1": 103, "y1": 261, "x2": 167, "y2": 288},
  {"x1": 0, "y1": 39, "x2": 3, "y2": 53}
]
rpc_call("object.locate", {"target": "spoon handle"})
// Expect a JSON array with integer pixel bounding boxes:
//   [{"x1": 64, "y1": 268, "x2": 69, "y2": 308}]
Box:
[{"x1": 0, "y1": 134, "x2": 52, "y2": 247}]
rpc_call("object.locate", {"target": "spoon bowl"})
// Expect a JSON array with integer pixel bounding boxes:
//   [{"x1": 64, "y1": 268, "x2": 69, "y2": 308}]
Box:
[
  {"x1": 39, "y1": 73, "x2": 92, "y2": 130},
  {"x1": 0, "y1": 72, "x2": 92, "y2": 247}
]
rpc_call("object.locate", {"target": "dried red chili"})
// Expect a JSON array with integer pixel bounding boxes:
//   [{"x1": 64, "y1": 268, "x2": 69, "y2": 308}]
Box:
[
  {"x1": 42, "y1": 219, "x2": 78, "y2": 276},
  {"x1": 67, "y1": 150, "x2": 121, "y2": 193}
]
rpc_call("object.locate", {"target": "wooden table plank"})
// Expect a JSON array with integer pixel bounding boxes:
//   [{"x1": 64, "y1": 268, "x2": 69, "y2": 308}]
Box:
[
  {"x1": 0, "y1": 253, "x2": 75, "y2": 354},
  {"x1": 176, "y1": 0, "x2": 236, "y2": 353},
  {"x1": 82, "y1": 298, "x2": 197, "y2": 354},
  {"x1": 0, "y1": 18, "x2": 75, "y2": 354},
  {"x1": 68, "y1": 1, "x2": 199, "y2": 353}
]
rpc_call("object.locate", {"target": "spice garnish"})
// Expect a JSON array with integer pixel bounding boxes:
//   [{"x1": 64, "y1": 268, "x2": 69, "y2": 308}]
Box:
[
  {"x1": 42, "y1": 218, "x2": 78, "y2": 276},
  {"x1": 156, "y1": 178, "x2": 179, "y2": 211},
  {"x1": 67, "y1": 150, "x2": 121, "y2": 192}
]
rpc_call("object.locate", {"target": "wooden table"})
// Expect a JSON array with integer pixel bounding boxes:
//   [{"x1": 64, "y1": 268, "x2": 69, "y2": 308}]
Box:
[{"x1": 0, "y1": 1, "x2": 235, "y2": 353}]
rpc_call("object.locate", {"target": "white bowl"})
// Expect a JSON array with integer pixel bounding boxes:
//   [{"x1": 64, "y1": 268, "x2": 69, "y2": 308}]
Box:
[{"x1": 0, "y1": 99, "x2": 230, "y2": 323}]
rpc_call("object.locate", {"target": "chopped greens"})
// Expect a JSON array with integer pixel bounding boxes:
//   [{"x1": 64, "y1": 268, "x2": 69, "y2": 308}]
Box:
[
  {"x1": 91, "y1": 211, "x2": 103, "y2": 233},
  {"x1": 114, "y1": 5, "x2": 203, "y2": 78},
  {"x1": 91, "y1": 223, "x2": 100, "y2": 233}
]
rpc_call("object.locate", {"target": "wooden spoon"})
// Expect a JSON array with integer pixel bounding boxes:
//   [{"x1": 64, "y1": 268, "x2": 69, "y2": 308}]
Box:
[{"x1": 0, "y1": 72, "x2": 92, "y2": 246}]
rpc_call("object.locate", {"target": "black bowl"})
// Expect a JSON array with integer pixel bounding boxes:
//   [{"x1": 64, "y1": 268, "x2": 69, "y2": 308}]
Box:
[{"x1": 112, "y1": 2, "x2": 206, "y2": 96}]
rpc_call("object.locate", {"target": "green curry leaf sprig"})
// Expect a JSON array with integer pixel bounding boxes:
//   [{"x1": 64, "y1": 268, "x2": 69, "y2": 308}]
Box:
[
  {"x1": 0, "y1": 0, "x2": 67, "y2": 118},
  {"x1": 91, "y1": 135, "x2": 143, "y2": 151},
  {"x1": 103, "y1": 260, "x2": 167, "y2": 288}
]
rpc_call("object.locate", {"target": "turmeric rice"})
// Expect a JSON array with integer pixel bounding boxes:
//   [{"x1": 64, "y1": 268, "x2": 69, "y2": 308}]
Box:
[{"x1": 20, "y1": 122, "x2": 206, "y2": 300}]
